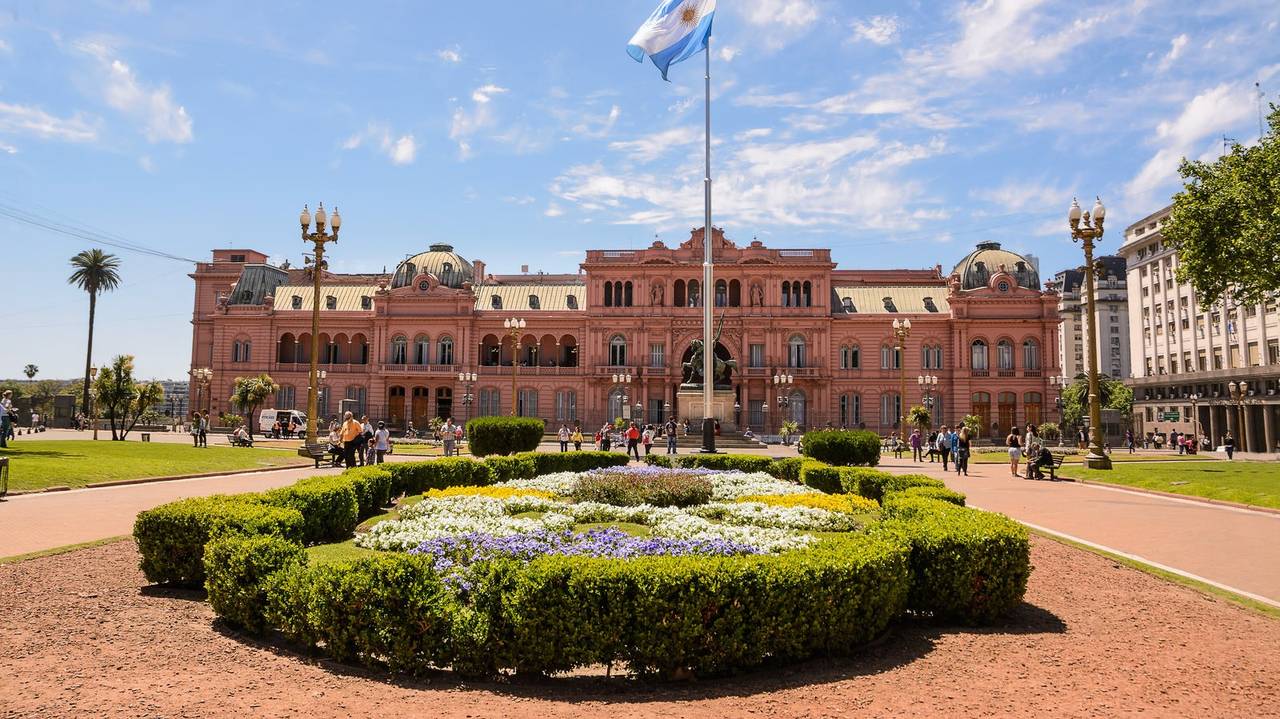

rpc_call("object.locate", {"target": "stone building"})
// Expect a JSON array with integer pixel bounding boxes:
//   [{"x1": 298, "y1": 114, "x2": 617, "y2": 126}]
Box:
[
  {"x1": 1054, "y1": 255, "x2": 1128, "y2": 381},
  {"x1": 189, "y1": 229, "x2": 1061, "y2": 439}
]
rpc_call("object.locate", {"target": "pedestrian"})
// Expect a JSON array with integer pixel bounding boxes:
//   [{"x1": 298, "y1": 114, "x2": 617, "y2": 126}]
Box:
[
  {"x1": 1006, "y1": 428, "x2": 1022, "y2": 477},
  {"x1": 1078, "y1": 427, "x2": 1087, "y2": 449},
  {"x1": 956, "y1": 427, "x2": 971, "y2": 476},
  {"x1": 665, "y1": 417, "x2": 678, "y2": 454},
  {"x1": 936, "y1": 425, "x2": 950, "y2": 471},
  {"x1": 1174, "y1": 429, "x2": 1184, "y2": 455},
  {"x1": 558, "y1": 424, "x2": 570, "y2": 452},
  {"x1": 190, "y1": 412, "x2": 201, "y2": 447},
  {"x1": 642, "y1": 424, "x2": 654, "y2": 455},
  {"x1": 442, "y1": 417, "x2": 457, "y2": 457},
  {"x1": 199, "y1": 411, "x2": 210, "y2": 447},
  {"x1": 339, "y1": 411, "x2": 362, "y2": 467},
  {"x1": 0, "y1": 390, "x2": 12, "y2": 448},
  {"x1": 361, "y1": 415, "x2": 375, "y2": 465},
  {"x1": 626, "y1": 421, "x2": 641, "y2": 460},
  {"x1": 910, "y1": 428, "x2": 923, "y2": 462},
  {"x1": 1224, "y1": 431, "x2": 1235, "y2": 460},
  {"x1": 571, "y1": 425, "x2": 583, "y2": 451},
  {"x1": 1125, "y1": 429, "x2": 1135, "y2": 454},
  {"x1": 371, "y1": 417, "x2": 389, "y2": 460}
]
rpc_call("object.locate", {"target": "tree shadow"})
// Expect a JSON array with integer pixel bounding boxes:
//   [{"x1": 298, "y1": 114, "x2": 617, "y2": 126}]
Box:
[{"x1": 140, "y1": 584, "x2": 207, "y2": 603}]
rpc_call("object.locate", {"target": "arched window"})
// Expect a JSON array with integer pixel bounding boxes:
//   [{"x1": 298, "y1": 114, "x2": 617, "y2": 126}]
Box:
[
  {"x1": 673, "y1": 279, "x2": 686, "y2": 307},
  {"x1": 932, "y1": 346, "x2": 943, "y2": 369},
  {"x1": 325, "y1": 295, "x2": 337, "y2": 310},
  {"x1": 414, "y1": 335, "x2": 430, "y2": 365},
  {"x1": 609, "y1": 335, "x2": 628, "y2": 366},
  {"x1": 970, "y1": 340, "x2": 988, "y2": 371},
  {"x1": 839, "y1": 393, "x2": 861, "y2": 427},
  {"x1": 1022, "y1": 339, "x2": 1040, "y2": 370},
  {"x1": 390, "y1": 335, "x2": 408, "y2": 365},
  {"x1": 608, "y1": 387, "x2": 627, "y2": 421},
  {"x1": 437, "y1": 336, "x2": 454, "y2": 365},
  {"x1": 922, "y1": 345, "x2": 932, "y2": 369},
  {"x1": 842, "y1": 297, "x2": 855, "y2": 313},
  {"x1": 715, "y1": 279, "x2": 728, "y2": 307},
  {"x1": 623, "y1": 281, "x2": 633, "y2": 307},
  {"x1": 491, "y1": 294, "x2": 503, "y2": 310},
  {"x1": 566, "y1": 294, "x2": 578, "y2": 310},
  {"x1": 291, "y1": 295, "x2": 303, "y2": 310},
  {"x1": 997, "y1": 339, "x2": 1014, "y2": 371},
  {"x1": 604, "y1": 282, "x2": 613, "y2": 307},
  {"x1": 879, "y1": 393, "x2": 901, "y2": 431},
  {"x1": 728, "y1": 279, "x2": 741, "y2": 307},
  {"x1": 802, "y1": 281, "x2": 812, "y2": 307},
  {"x1": 880, "y1": 344, "x2": 901, "y2": 369},
  {"x1": 782, "y1": 281, "x2": 792, "y2": 308},
  {"x1": 687, "y1": 279, "x2": 700, "y2": 307},
  {"x1": 352, "y1": 333, "x2": 369, "y2": 365},
  {"x1": 278, "y1": 333, "x2": 296, "y2": 363},
  {"x1": 529, "y1": 294, "x2": 540, "y2": 309},
  {"x1": 789, "y1": 389, "x2": 806, "y2": 425},
  {"x1": 792, "y1": 281, "x2": 802, "y2": 308},
  {"x1": 788, "y1": 334, "x2": 806, "y2": 368}
]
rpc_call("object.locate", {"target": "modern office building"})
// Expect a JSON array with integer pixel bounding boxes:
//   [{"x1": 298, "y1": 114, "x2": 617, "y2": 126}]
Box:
[
  {"x1": 1120, "y1": 206, "x2": 1280, "y2": 452},
  {"x1": 1054, "y1": 257, "x2": 1128, "y2": 381}
]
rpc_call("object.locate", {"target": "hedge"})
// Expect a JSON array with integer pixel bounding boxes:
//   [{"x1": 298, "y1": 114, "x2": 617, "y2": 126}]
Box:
[
  {"x1": 878, "y1": 497, "x2": 1030, "y2": 624},
  {"x1": 482, "y1": 454, "x2": 538, "y2": 483},
  {"x1": 466, "y1": 417, "x2": 544, "y2": 457},
  {"x1": 384, "y1": 457, "x2": 494, "y2": 496},
  {"x1": 798, "y1": 460, "x2": 842, "y2": 493},
  {"x1": 339, "y1": 465, "x2": 396, "y2": 517},
  {"x1": 641, "y1": 453, "x2": 774, "y2": 473},
  {"x1": 767, "y1": 456, "x2": 806, "y2": 482},
  {"x1": 263, "y1": 476, "x2": 360, "y2": 545},
  {"x1": 799, "y1": 429, "x2": 881, "y2": 466},
  {"x1": 513, "y1": 450, "x2": 629, "y2": 475},
  {"x1": 204, "y1": 535, "x2": 308, "y2": 634},
  {"x1": 836, "y1": 468, "x2": 946, "y2": 502},
  {"x1": 890, "y1": 485, "x2": 966, "y2": 506},
  {"x1": 134, "y1": 495, "x2": 304, "y2": 586}
]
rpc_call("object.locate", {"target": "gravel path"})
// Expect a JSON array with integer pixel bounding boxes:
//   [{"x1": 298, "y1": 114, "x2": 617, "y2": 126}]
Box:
[{"x1": 1, "y1": 537, "x2": 1277, "y2": 718}]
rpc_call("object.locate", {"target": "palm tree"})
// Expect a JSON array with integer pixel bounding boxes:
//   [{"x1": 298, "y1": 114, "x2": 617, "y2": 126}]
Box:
[
  {"x1": 68, "y1": 249, "x2": 122, "y2": 418},
  {"x1": 23, "y1": 364, "x2": 38, "y2": 380}
]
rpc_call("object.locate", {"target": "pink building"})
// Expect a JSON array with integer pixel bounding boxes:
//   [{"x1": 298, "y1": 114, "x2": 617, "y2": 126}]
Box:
[{"x1": 189, "y1": 228, "x2": 1060, "y2": 439}]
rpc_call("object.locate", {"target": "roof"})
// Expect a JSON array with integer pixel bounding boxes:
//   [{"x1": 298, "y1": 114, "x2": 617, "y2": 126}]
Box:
[
  {"x1": 473, "y1": 283, "x2": 585, "y2": 312},
  {"x1": 228, "y1": 264, "x2": 289, "y2": 306},
  {"x1": 272, "y1": 285, "x2": 380, "y2": 312},
  {"x1": 832, "y1": 285, "x2": 949, "y2": 314},
  {"x1": 391, "y1": 243, "x2": 474, "y2": 289},
  {"x1": 952, "y1": 241, "x2": 1039, "y2": 290}
]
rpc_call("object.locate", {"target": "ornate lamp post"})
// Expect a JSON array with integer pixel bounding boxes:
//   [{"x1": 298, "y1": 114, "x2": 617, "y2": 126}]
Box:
[
  {"x1": 1189, "y1": 392, "x2": 1201, "y2": 444},
  {"x1": 458, "y1": 371, "x2": 476, "y2": 430},
  {"x1": 773, "y1": 372, "x2": 793, "y2": 438},
  {"x1": 1069, "y1": 197, "x2": 1111, "y2": 469},
  {"x1": 504, "y1": 317, "x2": 526, "y2": 416},
  {"x1": 89, "y1": 365, "x2": 99, "y2": 440},
  {"x1": 613, "y1": 373, "x2": 633, "y2": 422},
  {"x1": 891, "y1": 318, "x2": 912, "y2": 442},
  {"x1": 300, "y1": 203, "x2": 341, "y2": 445},
  {"x1": 918, "y1": 374, "x2": 937, "y2": 428},
  {"x1": 1227, "y1": 381, "x2": 1248, "y2": 452},
  {"x1": 1050, "y1": 374, "x2": 1069, "y2": 447}
]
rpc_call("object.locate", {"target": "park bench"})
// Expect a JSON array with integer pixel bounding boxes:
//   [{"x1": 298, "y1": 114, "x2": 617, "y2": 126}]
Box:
[
  {"x1": 228, "y1": 435, "x2": 254, "y2": 448},
  {"x1": 1028, "y1": 454, "x2": 1065, "y2": 481},
  {"x1": 298, "y1": 443, "x2": 328, "y2": 468}
]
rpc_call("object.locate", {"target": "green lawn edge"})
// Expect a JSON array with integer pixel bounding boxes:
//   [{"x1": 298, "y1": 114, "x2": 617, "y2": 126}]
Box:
[{"x1": 0, "y1": 535, "x2": 130, "y2": 565}]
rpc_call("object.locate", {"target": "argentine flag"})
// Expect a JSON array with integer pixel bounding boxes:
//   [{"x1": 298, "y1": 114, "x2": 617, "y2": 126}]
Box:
[{"x1": 627, "y1": 0, "x2": 716, "y2": 81}]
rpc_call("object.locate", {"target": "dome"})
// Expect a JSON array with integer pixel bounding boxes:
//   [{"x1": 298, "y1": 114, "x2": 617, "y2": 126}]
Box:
[
  {"x1": 390, "y1": 243, "x2": 474, "y2": 289},
  {"x1": 952, "y1": 241, "x2": 1039, "y2": 291}
]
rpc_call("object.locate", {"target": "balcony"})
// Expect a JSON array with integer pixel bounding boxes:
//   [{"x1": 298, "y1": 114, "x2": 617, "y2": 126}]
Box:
[
  {"x1": 479, "y1": 364, "x2": 583, "y2": 377},
  {"x1": 380, "y1": 364, "x2": 463, "y2": 376},
  {"x1": 971, "y1": 370, "x2": 990, "y2": 377},
  {"x1": 274, "y1": 362, "x2": 369, "y2": 374},
  {"x1": 997, "y1": 370, "x2": 1016, "y2": 378},
  {"x1": 1023, "y1": 370, "x2": 1042, "y2": 378}
]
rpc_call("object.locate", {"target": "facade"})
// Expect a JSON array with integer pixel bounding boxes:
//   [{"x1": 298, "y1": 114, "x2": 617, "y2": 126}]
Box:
[
  {"x1": 189, "y1": 230, "x2": 1061, "y2": 440},
  {"x1": 1120, "y1": 206, "x2": 1280, "y2": 451},
  {"x1": 1054, "y1": 256, "x2": 1129, "y2": 381},
  {"x1": 150, "y1": 380, "x2": 190, "y2": 419}
]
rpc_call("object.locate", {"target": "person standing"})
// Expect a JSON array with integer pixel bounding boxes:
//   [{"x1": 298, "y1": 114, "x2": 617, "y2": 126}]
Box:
[
  {"x1": 571, "y1": 425, "x2": 583, "y2": 451},
  {"x1": 642, "y1": 424, "x2": 654, "y2": 455},
  {"x1": 442, "y1": 417, "x2": 457, "y2": 457},
  {"x1": 626, "y1": 421, "x2": 641, "y2": 460},
  {"x1": 360, "y1": 415, "x2": 375, "y2": 465},
  {"x1": 339, "y1": 411, "x2": 362, "y2": 467},
  {"x1": 0, "y1": 390, "x2": 12, "y2": 448},
  {"x1": 665, "y1": 417, "x2": 678, "y2": 454},
  {"x1": 199, "y1": 411, "x2": 210, "y2": 447},
  {"x1": 600, "y1": 424, "x2": 612, "y2": 452},
  {"x1": 558, "y1": 424, "x2": 570, "y2": 452},
  {"x1": 910, "y1": 428, "x2": 923, "y2": 462},
  {"x1": 936, "y1": 425, "x2": 950, "y2": 471},
  {"x1": 1006, "y1": 428, "x2": 1022, "y2": 477},
  {"x1": 372, "y1": 421, "x2": 390, "y2": 464},
  {"x1": 190, "y1": 412, "x2": 201, "y2": 447},
  {"x1": 1124, "y1": 429, "x2": 1135, "y2": 454},
  {"x1": 956, "y1": 427, "x2": 971, "y2": 476},
  {"x1": 1224, "y1": 431, "x2": 1235, "y2": 460}
]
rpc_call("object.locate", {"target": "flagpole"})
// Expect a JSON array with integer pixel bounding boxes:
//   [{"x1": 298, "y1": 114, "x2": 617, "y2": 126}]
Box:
[{"x1": 700, "y1": 33, "x2": 716, "y2": 454}]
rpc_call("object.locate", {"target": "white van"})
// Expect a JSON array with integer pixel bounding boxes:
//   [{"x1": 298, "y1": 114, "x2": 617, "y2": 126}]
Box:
[{"x1": 258, "y1": 409, "x2": 308, "y2": 437}]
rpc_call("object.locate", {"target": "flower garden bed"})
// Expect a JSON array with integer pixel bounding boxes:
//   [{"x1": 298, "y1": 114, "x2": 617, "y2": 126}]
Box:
[{"x1": 133, "y1": 452, "x2": 1031, "y2": 680}]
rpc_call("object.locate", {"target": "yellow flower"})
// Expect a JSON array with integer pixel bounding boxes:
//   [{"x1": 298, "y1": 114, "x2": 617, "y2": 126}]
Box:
[
  {"x1": 738, "y1": 493, "x2": 879, "y2": 514},
  {"x1": 423, "y1": 486, "x2": 556, "y2": 501}
]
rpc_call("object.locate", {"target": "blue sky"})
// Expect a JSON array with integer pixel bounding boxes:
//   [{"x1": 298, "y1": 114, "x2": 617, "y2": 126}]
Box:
[{"x1": 1, "y1": 0, "x2": 1277, "y2": 380}]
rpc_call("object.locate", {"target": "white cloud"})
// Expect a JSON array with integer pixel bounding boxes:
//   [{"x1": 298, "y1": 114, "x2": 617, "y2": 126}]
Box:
[
  {"x1": 0, "y1": 102, "x2": 98, "y2": 142},
  {"x1": 0, "y1": 39, "x2": 11, "y2": 54},
  {"x1": 737, "y1": 0, "x2": 820, "y2": 51},
  {"x1": 972, "y1": 179, "x2": 1073, "y2": 213},
  {"x1": 718, "y1": 45, "x2": 739, "y2": 62},
  {"x1": 450, "y1": 84, "x2": 509, "y2": 159},
  {"x1": 608, "y1": 126, "x2": 700, "y2": 162},
  {"x1": 76, "y1": 41, "x2": 192, "y2": 143},
  {"x1": 472, "y1": 84, "x2": 508, "y2": 104},
  {"x1": 504, "y1": 195, "x2": 535, "y2": 205},
  {"x1": 1157, "y1": 33, "x2": 1189, "y2": 72},
  {"x1": 733, "y1": 87, "x2": 807, "y2": 108},
  {"x1": 544, "y1": 202, "x2": 564, "y2": 218},
  {"x1": 342, "y1": 122, "x2": 418, "y2": 165},
  {"x1": 734, "y1": 128, "x2": 772, "y2": 141},
  {"x1": 0, "y1": 141, "x2": 16, "y2": 154},
  {"x1": 850, "y1": 16, "x2": 900, "y2": 45},
  {"x1": 138, "y1": 155, "x2": 155, "y2": 172},
  {"x1": 436, "y1": 46, "x2": 462, "y2": 63},
  {"x1": 571, "y1": 104, "x2": 621, "y2": 139}
]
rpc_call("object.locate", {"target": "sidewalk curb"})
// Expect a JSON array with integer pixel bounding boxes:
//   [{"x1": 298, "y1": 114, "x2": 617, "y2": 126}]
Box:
[
  {"x1": 6, "y1": 462, "x2": 319, "y2": 497},
  {"x1": 1070, "y1": 478, "x2": 1280, "y2": 516}
]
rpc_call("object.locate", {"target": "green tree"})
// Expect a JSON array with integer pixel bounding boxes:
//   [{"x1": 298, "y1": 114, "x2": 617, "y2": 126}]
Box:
[
  {"x1": 68, "y1": 249, "x2": 122, "y2": 419},
  {"x1": 92, "y1": 355, "x2": 164, "y2": 440},
  {"x1": 907, "y1": 405, "x2": 931, "y2": 430},
  {"x1": 1164, "y1": 106, "x2": 1280, "y2": 308},
  {"x1": 29, "y1": 379, "x2": 64, "y2": 419},
  {"x1": 229, "y1": 373, "x2": 279, "y2": 439},
  {"x1": 960, "y1": 414, "x2": 982, "y2": 437},
  {"x1": 23, "y1": 364, "x2": 38, "y2": 380},
  {"x1": 1061, "y1": 373, "x2": 1133, "y2": 428}
]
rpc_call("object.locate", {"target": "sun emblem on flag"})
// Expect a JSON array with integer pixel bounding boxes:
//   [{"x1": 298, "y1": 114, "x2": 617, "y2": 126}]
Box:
[{"x1": 680, "y1": 3, "x2": 699, "y2": 25}]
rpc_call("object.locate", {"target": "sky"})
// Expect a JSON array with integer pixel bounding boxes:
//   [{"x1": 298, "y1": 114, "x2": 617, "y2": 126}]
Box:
[{"x1": 1, "y1": 0, "x2": 1277, "y2": 380}]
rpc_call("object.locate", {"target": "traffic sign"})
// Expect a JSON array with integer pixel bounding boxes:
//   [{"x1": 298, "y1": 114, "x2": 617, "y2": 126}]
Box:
[{"x1": 1160, "y1": 411, "x2": 1180, "y2": 421}]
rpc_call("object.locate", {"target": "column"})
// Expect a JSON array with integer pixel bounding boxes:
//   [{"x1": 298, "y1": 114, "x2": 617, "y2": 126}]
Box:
[
  {"x1": 1262, "y1": 404, "x2": 1274, "y2": 455},
  {"x1": 1225, "y1": 403, "x2": 1237, "y2": 445},
  {"x1": 1209, "y1": 404, "x2": 1219, "y2": 447}
]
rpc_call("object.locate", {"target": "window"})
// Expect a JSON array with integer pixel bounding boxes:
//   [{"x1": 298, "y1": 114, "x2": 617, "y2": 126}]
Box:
[
  {"x1": 566, "y1": 294, "x2": 578, "y2": 310},
  {"x1": 673, "y1": 280, "x2": 686, "y2": 307},
  {"x1": 491, "y1": 294, "x2": 502, "y2": 310},
  {"x1": 749, "y1": 399, "x2": 764, "y2": 428},
  {"x1": 648, "y1": 398, "x2": 665, "y2": 423},
  {"x1": 609, "y1": 335, "x2": 628, "y2": 366},
  {"x1": 923, "y1": 297, "x2": 938, "y2": 313},
  {"x1": 344, "y1": 386, "x2": 367, "y2": 417},
  {"x1": 841, "y1": 344, "x2": 860, "y2": 369},
  {"x1": 1249, "y1": 342, "x2": 1261, "y2": 367},
  {"x1": 882, "y1": 296, "x2": 898, "y2": 313},
  {"x1": 390, "y1": 335, "x2": 408, "y2": 365},
  {"x1": 782, "y1": 281, "x2": 792, "y2": 308},
  {"x1": 996, "y1": 340, "x2": 1014, "y2": 371},
  {"x1": 842, "y1": 297, "x2": 855, "y2": 313},
  {"x1": 788, "y1": 335, "x2": 806, "y2": 368},
  {"x1": 715, "y1": 279, "x2": 728, "y2": 307},
  {"x1": 970, "y1": 340, "x2": 989, "y2": 371},
  {"x1": 880, "y1": 344, "x2": 901, "y2": 370},
  {"x1": 277, "y1": 385, "x2": 296, "y2": 410},
  {"x1": 649, "y1": 343, "x2": 665, "y2": 368},
  {"x1": 1021, "y1": 339, "x2": 1040, "y2": 370},
  {"x1": 325, "y1": 295, "x2": 337, "y2": 310},
  {"x1": 529, "y1": 294, "x2": 540, "y2": 310},
  {"x1": 479, "y1": 388, "x2": 500, "y2": 416},
  {"x1": 879, "y1": 393, "x2": 901, "y2": 430},
  {"x1": 728, "y1": 279, "x2": 741, "y2": 307},
  {"x1": 1269, "y1": 339, "x2": 1280, "y2": 365},
  {"x1": 687, "y1": 279, "x2": 700, "y2": 307},
  {"x1": 291, "y1": 295, "x2": 303, "y2": 310},
  {"x1": 802, "y1": 281, "x2": 812, "y2": 307},
  {"x1": 839, "y1": 393, "x2": 861, "y2": 427},
  {"x1": 229, "y1": 254, "x2": 246, "y2": 263},
  {"x1": 517, "y1": 389, "x2": 539, "y2": 417},
  {"x1": 231, "y1": 340, "x2": 251, "y2": 363},
  {"x1": 437, "y1": 337, "x2": 454, "y2": 365},
  {"x1": 555, "y1": 390, "x2": 577, "y2": 421},
  {"x1": 360, "y1": 295, "x2": 371, "y2": 310},
  {"x1": 414, "y1": 335, "x2": 430, "y2": 365},
  {"x1": 624, "y1": 281, "x2": 634, "y2": 307},
  {"x1": 749, "y1": 343, "x2": 765, "y2": 368}
]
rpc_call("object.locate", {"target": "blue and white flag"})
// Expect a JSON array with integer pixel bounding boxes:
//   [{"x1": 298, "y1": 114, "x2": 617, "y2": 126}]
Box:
[{"x1": 627, "y1": 0, "x2": 716, "y2": 81}]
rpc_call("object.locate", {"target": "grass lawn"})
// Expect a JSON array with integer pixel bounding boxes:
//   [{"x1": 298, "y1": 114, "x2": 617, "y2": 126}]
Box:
[
  {"x1": 0, "y1": 440, "x2": 311, "y2": 492},
  {"x1": 1056, "y1": 460, "x2": 1280, "y2": 510},
  {"x1": 969, "y1": 451, "x2": 1214, "y2": 464},
  {"x1": 253, "y1": 440, "x2": 473, "y2": 457}
]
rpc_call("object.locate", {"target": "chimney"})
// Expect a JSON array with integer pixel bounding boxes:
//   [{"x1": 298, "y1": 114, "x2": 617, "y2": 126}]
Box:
[
  {"x1": 473, "y1": 259, "x2": 485, "y2": 281},
  {"x1": 521, "y1": 264, "x2": 529, "y2": 274}
]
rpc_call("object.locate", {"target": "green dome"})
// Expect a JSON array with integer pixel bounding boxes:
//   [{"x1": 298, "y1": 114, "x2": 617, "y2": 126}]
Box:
[
  {"x1": 391, "y1": 243, "x2": 474, "y2": 289},
  {"x1": 952, "y1": 241, "x2": 1039, "y2": 290}
]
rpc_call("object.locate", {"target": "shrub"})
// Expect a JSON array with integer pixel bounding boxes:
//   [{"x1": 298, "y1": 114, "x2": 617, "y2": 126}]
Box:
[
  {"x1": 878, "y1": 497, "x2": 1030, "y2": 624},
  {"x1": 385, "y1": 458, "x2": 493, "y2": 496},
  {"x1": 571, "y1": 469, "x2": 713, "y2": 507},
  {"x1": 514, "y1": 450, "x2": 629, "y2": 475},
  {"x1": 838, "y1": 468, "x2": 945, "y2": 503},
  {"x1": 466, "y1": 417, "x2": 544, "y2": 457},
  {"x1": 134, "y1": 495, "x2": 304, "y2": 586},
  {"x1": 800, "y1": 429, "x2": 881, "y2": 466},
  {"x1": 203, "y1": 535, "x2": 308, "y2": 634},
  {"x1": 890, "y1": 485, "x2": 966, "y2": 506},
  {"x1": 340, "y1": 465, "x2": 395, "y2": 517},
  {"x1": 642, "y1": 454, "x2": 673, "y2": 468},
  {"x1": 264, "y1": 476, "x2": 360, "y2": 545},
  {"x1": 483, "y1": 454, "x2": 538, "y2": 483},
  {"x1": 767, "y1": 457, "x2": 806, "y2": 482},
  {"x1": 798, "y1": 460, "x2": 842, "y2": 493},
  {"x1": 669, "y1": 454, "x2": 776, "y2": 473}
]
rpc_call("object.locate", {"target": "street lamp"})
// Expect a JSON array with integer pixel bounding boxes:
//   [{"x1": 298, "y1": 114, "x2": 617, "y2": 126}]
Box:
[
  {"x1": 1050, "y1": 374, "x2": 1069, "y2": 447},
  {"x1": 918, "y1": 374, "x2": 937, "y2": 427},
  {"x1": 300, "y1": 202, "x2": 341, "y2": 445},
  {"x1": 613, "y1": 372, "x2": 633, "y2": 422},
  {"x1": 458, "y1": 371, "x2": 476, "y2": 430},
  {"x1": 1069, "y1": 197, "x2": 1111, "y2": 469},
  {"x1": 89, "y1": 365, "x2": 99, "y2": 440},
  {"x1": 774, "y1": 372, "x2": 793, "y2": 439},
  {"x1": 1227, "y1": 381, "x2": 1248, "y2": 452},
  {"x1": 504, "y1": 317, "x2": 526, "y2": 416},
  {"x1": 1188, "y1": 392, "x2": 1201, "y2": 445},
  {"x1": 892, "y1": 318, "x2": 912, "y2": 442}
]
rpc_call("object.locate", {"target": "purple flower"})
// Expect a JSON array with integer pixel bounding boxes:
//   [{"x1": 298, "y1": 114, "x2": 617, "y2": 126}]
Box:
[{"x1": 408, "y1": 528, "x2": 761, "y2": 569}]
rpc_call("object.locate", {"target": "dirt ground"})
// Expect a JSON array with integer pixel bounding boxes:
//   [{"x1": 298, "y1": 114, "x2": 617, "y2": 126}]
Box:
[{"x1": 1, "y1": 537, "x2": 1277, "y2": 719}]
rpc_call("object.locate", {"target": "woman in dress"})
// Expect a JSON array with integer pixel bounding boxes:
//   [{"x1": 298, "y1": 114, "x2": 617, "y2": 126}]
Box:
[{"x1": 1006, "y1": 428, "x2": 1022, "y2": 477}]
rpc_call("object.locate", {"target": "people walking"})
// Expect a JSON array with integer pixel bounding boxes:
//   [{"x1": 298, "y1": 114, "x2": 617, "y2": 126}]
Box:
[
  {"x1": 558, "y1": 424, "x2": 570, "y2": 452},
  {"x1": 936, "y1": 425, "x2": 950, "y2": 471},
  {"x1": 626, "y1": 421, "x2": 642, "y2": 460},
  {"x1": 372, "y1": 421, "x2": 390, "y2": 464},
  {"x1": 642, "y1": 424, "x2": 654, "y2": 455},
  {"x1": 0, "y1": 390, "x2": 13, "y2": 448},
  {"x1": 571, "y1": 425, "x2": 583, "y2": 451},
  {"x1": 956, "y1": 427, "x2": 971, "y2": 476},
  {"x1": 1224, "y1": 431, "x2": 1235, "y2": 460},
  {"x1": 600, "y1": 424, "x2": 612, "y2": 452},
  {"x1": 665, "y1": 417, "x2": 678, "y2": 454},
  {"x1": 199, "y1": 411, "x2": 210, "y2": 447},
  {"x1": 442, "y1": 417, "x2": 457, "y2": 457},
  {"x1": 1125, "y1": 429, "x2": 1135, "y2": 454},
  {"x1": 339, "y1": 411, "x2": 362, "y2": 467},
  {"x1": 1006, "y1": 428, "x2": 1022, "y2": 477},
  {"x1": 910, "y1": 428, "x2": 923, "y2": 462}
]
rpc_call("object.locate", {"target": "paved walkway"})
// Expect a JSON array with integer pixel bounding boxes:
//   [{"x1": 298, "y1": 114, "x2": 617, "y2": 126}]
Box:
[{"x1": 876, "y1": 454, "x2": 1280, "y2": 607}]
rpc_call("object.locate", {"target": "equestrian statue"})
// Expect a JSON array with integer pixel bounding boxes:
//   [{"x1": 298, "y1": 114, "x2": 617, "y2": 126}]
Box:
[{"x1": 682, "y1": 313, "x2": 737, "y2": 388}]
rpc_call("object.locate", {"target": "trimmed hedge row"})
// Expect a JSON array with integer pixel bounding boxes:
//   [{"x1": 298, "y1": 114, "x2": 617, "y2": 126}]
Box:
[
  {"x1": 799, "y1": 429, "x2": 881, "y2": 466},
  {"x1": 890, "y1": 485, "x2": 966, "y2": 506},
  {"x1": 642, "y1": 453, "x2": 778, "y2": 474},
  {"x1": 205, "y1": 530, "x2": 910, "y2": 678},
  {"x1": 465, "y1": 417, "x2": 544, "y2": 456}
]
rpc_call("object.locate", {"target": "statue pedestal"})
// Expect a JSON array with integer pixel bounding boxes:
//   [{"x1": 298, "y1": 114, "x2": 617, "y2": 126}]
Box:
[{"x1": 677, "y1": 387, "x2": 737, "y2": 429}]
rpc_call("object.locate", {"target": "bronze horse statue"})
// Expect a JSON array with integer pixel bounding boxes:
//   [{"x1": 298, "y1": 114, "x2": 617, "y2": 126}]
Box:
[{"x1": 682, "y1": 313, "x2": 737, "y2": 387}]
